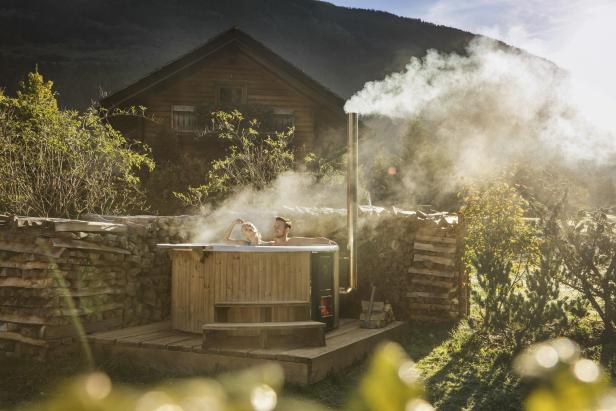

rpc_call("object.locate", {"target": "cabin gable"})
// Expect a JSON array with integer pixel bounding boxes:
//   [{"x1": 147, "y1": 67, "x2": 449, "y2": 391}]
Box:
[{"x1": 103, "y1": 29, "x2": 346, "y2": 154}]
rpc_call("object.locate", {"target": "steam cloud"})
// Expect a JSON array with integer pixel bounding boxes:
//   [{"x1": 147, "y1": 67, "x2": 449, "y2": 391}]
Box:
[
  {"x1": 193, "y1": 37, "x2": 616, "y2": 242},
  {"x1": 191, "y1": 171, "x2": 346, "y2": 243},
  {"x1": 345, "y1": 38, "x2": 616, "y2": 206}
]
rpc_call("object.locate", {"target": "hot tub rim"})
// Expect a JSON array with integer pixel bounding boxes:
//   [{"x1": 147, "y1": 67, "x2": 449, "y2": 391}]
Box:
[{"x1": 156, "y1": 243, "x2": 339, "y2": 253}]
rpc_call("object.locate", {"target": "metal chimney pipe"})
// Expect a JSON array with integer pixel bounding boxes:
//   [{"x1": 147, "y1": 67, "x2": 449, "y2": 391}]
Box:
[{"x1": 341, "y1": 112, "x2": 358, "y2": 294}]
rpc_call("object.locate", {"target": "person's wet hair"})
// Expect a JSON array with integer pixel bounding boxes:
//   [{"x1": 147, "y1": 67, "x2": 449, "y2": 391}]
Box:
[
  {"x1": 241, "y1": 222, "x2": 257, "y2": 231},
  {"x1": 275, "y1": 216, "x2": 292, "y2": 229}
]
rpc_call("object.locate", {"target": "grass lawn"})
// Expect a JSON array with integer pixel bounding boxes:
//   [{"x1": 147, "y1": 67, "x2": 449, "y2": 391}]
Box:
[{"x1": 291, "y1": 321, "x2": 526, "y2": 411}]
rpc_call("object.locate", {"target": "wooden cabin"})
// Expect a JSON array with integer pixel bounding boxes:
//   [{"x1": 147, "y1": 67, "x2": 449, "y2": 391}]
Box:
[{"x1": 101, "y1": 27, "x2": 347, "y2": 159}]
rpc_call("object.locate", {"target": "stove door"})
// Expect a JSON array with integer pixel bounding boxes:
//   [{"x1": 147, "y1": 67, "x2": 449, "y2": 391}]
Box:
[{"x1": 310, "y1": 252, "x2": 335, "y2": 329}]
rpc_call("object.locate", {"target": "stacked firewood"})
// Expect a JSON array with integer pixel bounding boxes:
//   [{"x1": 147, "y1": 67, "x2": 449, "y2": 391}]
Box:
[
  {"x1": 0, "y1": 215, "x2": 194, "y2": 359},
  {"x1": 407, "y1": 220, "x2": 467, "y2": 321}
]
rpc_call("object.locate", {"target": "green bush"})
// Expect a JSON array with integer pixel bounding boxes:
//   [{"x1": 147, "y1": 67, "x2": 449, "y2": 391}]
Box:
[
  {"x1": 0, "y1": 70, "x2": 153, "y2": 218},
  {"x1": 462, "y1": 181, "x2": 577, "y2": 345},
  {"x1": 463, "y1": 181, "x2": 538, "y2": 329}
]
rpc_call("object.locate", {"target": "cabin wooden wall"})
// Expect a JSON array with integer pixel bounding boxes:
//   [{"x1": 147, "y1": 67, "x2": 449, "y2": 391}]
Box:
[{"x1": 119, "y1": 43, "x2": 342, "y2": 153}]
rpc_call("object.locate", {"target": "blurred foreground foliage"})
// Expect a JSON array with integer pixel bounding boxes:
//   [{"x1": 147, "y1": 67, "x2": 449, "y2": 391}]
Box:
[
  {"x1": 0, "y1": 70, "x2": 153, "y2": 218},
  {"x1": 7, "y1": 338, "x2": 616, "y2": 411},
  {"x1": 10, "y1": 342, "x2": 430, "y2": 411},
  {"x1": 515, "y1": 338, "x2": 616, "y2": 411}
]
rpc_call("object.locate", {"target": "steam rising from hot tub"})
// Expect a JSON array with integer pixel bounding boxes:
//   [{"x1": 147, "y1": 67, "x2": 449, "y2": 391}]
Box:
[{"x1": 190, "y1": 171, "x2": 347, "y2": 243}]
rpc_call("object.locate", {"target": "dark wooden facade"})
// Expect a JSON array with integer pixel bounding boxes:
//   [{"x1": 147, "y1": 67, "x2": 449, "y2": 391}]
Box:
[{"x1": 101, "y1": 28, "x2": 346, "y2": 156}]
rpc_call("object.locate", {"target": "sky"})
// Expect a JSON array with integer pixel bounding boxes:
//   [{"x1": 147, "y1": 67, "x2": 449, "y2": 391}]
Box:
[{"x1": 325, "y1": 0, "x2": 616, "y2": 132}]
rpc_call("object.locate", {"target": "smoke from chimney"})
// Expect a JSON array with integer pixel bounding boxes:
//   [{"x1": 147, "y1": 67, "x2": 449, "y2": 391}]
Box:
[{"x1": 344, "y1": 37, "x2": 616, "y2": 208}]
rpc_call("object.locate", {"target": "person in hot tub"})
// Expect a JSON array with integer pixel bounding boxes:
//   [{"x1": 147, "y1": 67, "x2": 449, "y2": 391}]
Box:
[
  {"x1": 223, "y1": 219, "x2": 273, "y2": 246},
  {"x1": 271, "y1": 216, "x2": 336, "y2": 246}
]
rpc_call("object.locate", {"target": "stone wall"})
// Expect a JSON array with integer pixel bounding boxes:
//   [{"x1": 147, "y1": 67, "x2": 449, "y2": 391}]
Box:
[{"x1": 0, "y1": 210, "x2": 466, "y2": 359}]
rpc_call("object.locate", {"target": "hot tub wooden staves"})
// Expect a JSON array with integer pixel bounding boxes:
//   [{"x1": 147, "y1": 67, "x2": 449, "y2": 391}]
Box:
[{"x1": 160, "y1": 244, "x2": 339, "y2": 334}]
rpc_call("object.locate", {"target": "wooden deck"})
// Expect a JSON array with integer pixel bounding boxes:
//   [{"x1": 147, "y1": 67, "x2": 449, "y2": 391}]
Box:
[{"x1": 88, "y1": 319, "x2": 408, "y2": 385}]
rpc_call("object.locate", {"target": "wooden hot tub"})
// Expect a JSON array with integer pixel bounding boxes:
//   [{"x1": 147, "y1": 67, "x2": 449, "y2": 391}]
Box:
[{"x1": 157, "y1": 244, "x2": 339, "y2": 334}]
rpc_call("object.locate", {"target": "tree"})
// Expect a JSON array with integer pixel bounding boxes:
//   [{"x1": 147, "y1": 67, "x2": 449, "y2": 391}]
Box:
[
  {"x1": 462, "y1": 181, "x2": 538, "y2": 331},
  {"x1": 174, "y1": 110, "x2": 294, "y2": 209},
  {"x1": 463, "y1": 181, "x2": 577, "y2": 345},
  {"x1": 0, "y1": 70, "x2": 153, "y2": 218},
  {"x1": 556, "y1": 210, "x2": 616, "y2": 338}
]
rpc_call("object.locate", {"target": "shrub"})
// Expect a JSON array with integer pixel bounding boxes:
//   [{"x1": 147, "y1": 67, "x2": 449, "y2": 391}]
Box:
[
  {"x1": 0, "y1": 70, "x2": 153, "y2": 218},
  {"x1": 510, "y1": 211, "x2": 585, "y2": 347},
  {"x1": 463, "y1": 181, "x2": 577, "y2": 345},
  {"x1": 462, "y1": 181, "x2": 538, "y2": 329}
]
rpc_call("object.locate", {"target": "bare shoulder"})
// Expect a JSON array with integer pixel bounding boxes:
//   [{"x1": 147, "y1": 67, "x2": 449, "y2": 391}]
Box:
[{"x1": 284, "y1": 237, "x2": 305, "y2": 246}]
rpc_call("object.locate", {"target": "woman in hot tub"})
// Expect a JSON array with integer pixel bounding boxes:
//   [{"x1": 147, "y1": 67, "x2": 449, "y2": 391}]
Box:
[{"x1": 223, "y1": 219, "x2": 273, "y2": 246}]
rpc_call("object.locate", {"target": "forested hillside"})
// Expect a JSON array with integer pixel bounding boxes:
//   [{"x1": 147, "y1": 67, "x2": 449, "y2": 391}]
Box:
[{"x1": 0, "y1": 0, "x2": 475, "y2": 108}]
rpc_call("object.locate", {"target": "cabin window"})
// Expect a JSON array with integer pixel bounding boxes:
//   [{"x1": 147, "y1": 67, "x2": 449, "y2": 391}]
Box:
[
  {"x1": 216, "y1": 86, "x2": 246, "y2": 106},
  {"x1": 272, "y1": 114, "x2": 295, "y2": 131},
  {"x1": 171, "y1": 105, "x2": 197, "y2": 132},
  {"x1": 270, "y1": 109, "x2": 295, "y2": 131}
]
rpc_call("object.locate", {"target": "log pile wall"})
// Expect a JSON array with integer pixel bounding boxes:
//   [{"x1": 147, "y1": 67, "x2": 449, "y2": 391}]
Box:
[{"x1": 0, "y1": 215, "x2": 202, "y2": 359}]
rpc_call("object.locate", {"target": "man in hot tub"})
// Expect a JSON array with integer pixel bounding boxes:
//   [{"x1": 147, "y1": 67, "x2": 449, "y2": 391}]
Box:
[{"x1": 271, "y1": 216, "x2": 336, "y2": 246}]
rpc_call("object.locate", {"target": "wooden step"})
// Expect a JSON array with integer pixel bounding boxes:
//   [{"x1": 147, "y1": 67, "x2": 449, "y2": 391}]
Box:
[
  {"x1": 215, "y1": 300, "x2": 310, "y2": 307},
  {"x1": 202, "y1": 321, "x2": 325, "y2": 349},
  {"x1": 203, "y1": 321, "x2": 323, "y2": 331}
]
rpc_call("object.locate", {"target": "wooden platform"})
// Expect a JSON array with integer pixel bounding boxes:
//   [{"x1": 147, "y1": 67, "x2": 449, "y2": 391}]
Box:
[
  {"x1": 203, "y1": 321, "x2": 326, "y2": 349},
  {"x1": 88, "y1": 319, "x2": 408, "y2": 385}
]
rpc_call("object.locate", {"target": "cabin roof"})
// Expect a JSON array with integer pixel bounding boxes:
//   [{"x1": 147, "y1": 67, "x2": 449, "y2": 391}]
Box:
[{"x1": 100, "y1": 27, "x2": 346, "y2": 111}]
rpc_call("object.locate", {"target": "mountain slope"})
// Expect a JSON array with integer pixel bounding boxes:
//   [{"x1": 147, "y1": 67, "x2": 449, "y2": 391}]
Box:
[{"x1": 0, "y1": 0, "x2": 476, "y2": 108}]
